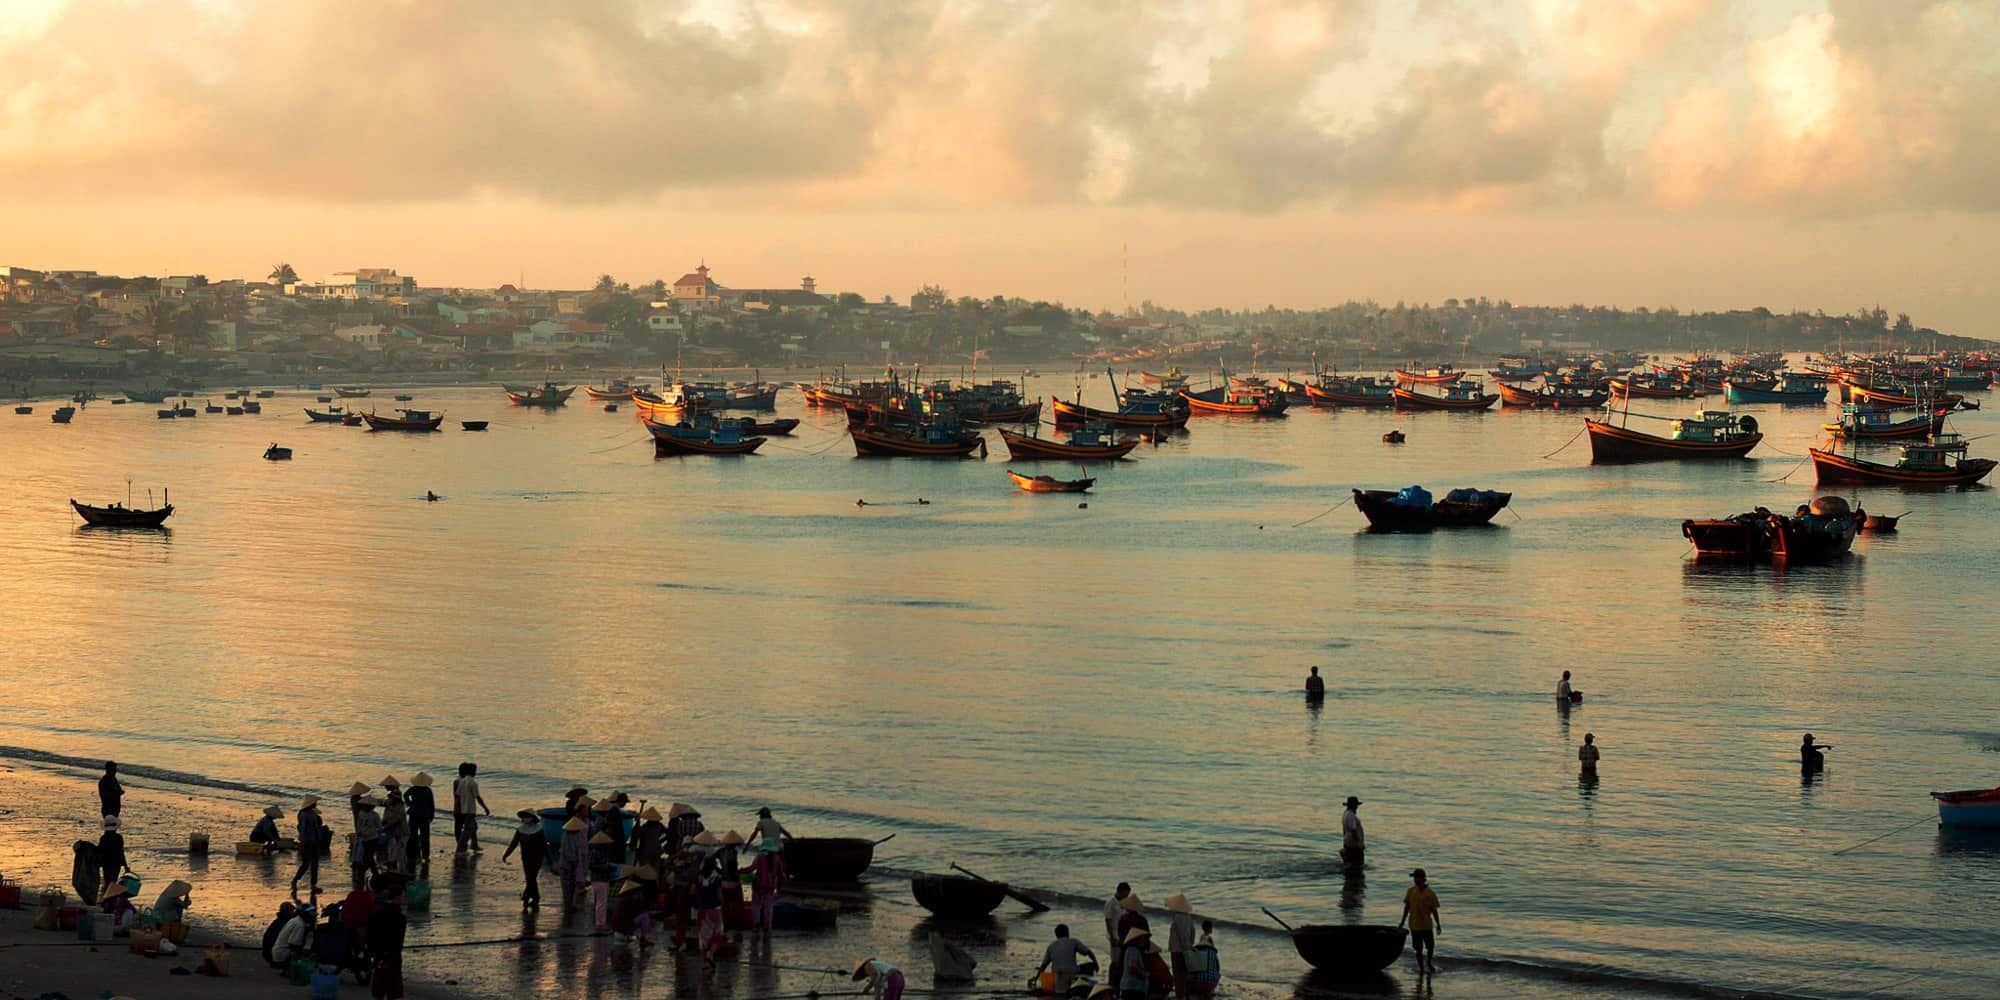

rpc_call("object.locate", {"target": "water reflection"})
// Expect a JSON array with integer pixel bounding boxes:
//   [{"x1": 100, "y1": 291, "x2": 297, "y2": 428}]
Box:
[
  {"x1": 1338, "y1": 869, "x2": 1365, "y2": 915},
  {"x1": 1292, "y1": 969, "x2": 1402, "y2": 999},
  {"x1": 1934, "y1": 828, "x2": 2000, "y2": 858}
]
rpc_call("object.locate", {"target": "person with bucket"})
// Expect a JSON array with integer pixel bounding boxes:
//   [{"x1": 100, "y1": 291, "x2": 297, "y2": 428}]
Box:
[
  {"x1": 96, "y1": 816, "x2": 131, "y2": 904},
  {"x1": 292, "y1": 795, "x2": 325, "y2": 893}
]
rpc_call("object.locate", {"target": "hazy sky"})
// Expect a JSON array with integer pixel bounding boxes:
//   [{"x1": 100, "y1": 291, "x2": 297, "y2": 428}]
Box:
[{"x1": 4, "y1": 1, "x2": 1998, "y2": 333}]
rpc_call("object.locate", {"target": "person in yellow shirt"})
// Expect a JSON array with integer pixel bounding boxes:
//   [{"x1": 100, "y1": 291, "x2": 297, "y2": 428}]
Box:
[{"x1": 1397, "y1": 868, "x2": 1441, "y2": 974}]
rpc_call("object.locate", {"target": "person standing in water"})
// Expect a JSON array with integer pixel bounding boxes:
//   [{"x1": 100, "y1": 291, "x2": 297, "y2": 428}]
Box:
[
  {"x1": 1579, "y1": 733, "x2": 1601, "y2": 776},
  {"x1": 1398, "y1": 869, "x2": 1441, "y2": 975},
  {"x1": 1305, "y1": 667, "x2": 1325, "y2": 700},
  {"x1": 1801, "y1": 733, "x2": 1831, "y2": 771},
  {"x1": 1340, "y1": 797, "x2": 1365, "y2": 872},
  {"x1": 1556, "y1": 671, "x2": 1573, "y2": 704},
  {"x1": 452, "y1": 762, "x2": 490, "y2": 854},
  {"x1": 98, "y1": 761, "x2": 124, "y2": 818}
]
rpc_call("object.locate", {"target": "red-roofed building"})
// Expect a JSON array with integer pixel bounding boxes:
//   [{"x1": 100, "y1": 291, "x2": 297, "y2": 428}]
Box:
[{"x1": 672, "y1": 263, "x2": 723, "y2": 308}]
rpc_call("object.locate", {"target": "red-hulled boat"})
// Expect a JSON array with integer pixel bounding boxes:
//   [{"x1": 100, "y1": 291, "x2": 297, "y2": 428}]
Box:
[
  {"x1": 851, "y1": 421, "x2": 986, "y2": 458},
  {"x1": 1609, "y1": 374, "x2": 1700, "y2": 399},
  {"x1": 1392, "y1": 382, "x2": 1498, "y2": 411},
  {"x1": 1850, "y1": 384, "x2": 1962, "y2": 411},
  {"x1": 1394, "y1": 368, "x2": 1464, "y2": 385},
  {"x1": 1305, "y1": 379, "x2": 1397, "y2": 408},
  {"x1": 1809, "y1": 435, "x2": 1997, "y2": 487},
  {"x1": 1051, "y1": 396, "x2": 1189, "y2": 429},
  {"x1": 1682, "y1": 498, "x2": 1857, "y2": 563},
  {"x1": 1584, "y1": 412, "x2": 1760, "y2": 463},
  {"x1": 1496, "y1": 382, "x2": 1609, "y2": 409},
  {"x1": 998, "y1": 426, "x2": 1137, "y2": 461},
  {"x1": 1180, "y1": 384, "x2": 1288, "y2": 416},
  {"x1": 362, "y1": 408, "x2": 445, "y2": 432}
]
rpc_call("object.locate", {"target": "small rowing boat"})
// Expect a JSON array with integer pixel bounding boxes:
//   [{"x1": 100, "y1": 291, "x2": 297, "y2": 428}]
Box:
[
  {"x1": 1933, "y1": 787, "x2": 2000, "y2": 828},
  {"x1": 1007, "y1": 470, "x2": 1094, "y2": 493}
]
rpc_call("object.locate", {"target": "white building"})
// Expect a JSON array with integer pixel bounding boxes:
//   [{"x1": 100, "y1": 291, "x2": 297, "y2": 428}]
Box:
[{"x1": 322, "y1": 268, "x2": 416, "y2": 300}]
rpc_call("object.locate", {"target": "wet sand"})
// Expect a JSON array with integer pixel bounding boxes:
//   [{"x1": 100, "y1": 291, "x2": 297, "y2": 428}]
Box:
[{"x1": 0, "y1": 758, "x2": 1775, "y2": 1000}]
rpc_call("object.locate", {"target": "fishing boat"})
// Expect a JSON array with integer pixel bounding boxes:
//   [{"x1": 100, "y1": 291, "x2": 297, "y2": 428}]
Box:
[
  {"x1": 12, "y1": 406, "x2": 30, "y2": 415},
  {"x1": 174, "y1": 404, "x2": 198, "y2": 417},
  {"x1": 1391, "y1": 381, "x2": 1498, "y2": 411},
  {"x1": 334, "y1": 387, "x2": 372, "y2": 398},
  {"x1": 1305, "y1": 378, "x2": 1397, "y2": 408},
  {"x1": 1352, "y1": 486, "x2": 1511, "y2": 532},
  {"x1": 361, "y1": 408, "x2": 445, "y2": 432},
  {"x1": 782, "y1": 836, "x2": 887, "y2": 883},
  {"x1": 393, "y1": 394, "x2": 414, "y2": 402},
  {"x1": 1394, "y1": 367, "x2": 1464, "y2": 385},
  {"x1": 961, "y1": 400, "x2": 1044, "y2": 425},
  {"x1": 1850, "y1": 384, "x2": 1962, "y2": 411},
  {"x1": 70, "y1": 491, "x2": 174, "y2": 529},
  {"x1": 582, "y1": 382, "x2": 637, "y2": 400},
  {"x1": 643, "y1": 418, "x2": 767, "y2": 455},
  {"x1": 505, "y1": 382, "x2": 577, "y2": 407},
  {"x1": 1609, "y1": 373, "x2": 1700, "y2": 399},
  {"x1": 1809, "y1": 434, "x2": 1997, "y2": 487},
  {"x1": 242, "y1": 401, "x2": 261, "y2": 413},
  {"x1": 710, "y1": 416, "x2": 798, "y2": 436},
  {"x1": 911, "y1": 874, "x2": 1009, "y2": 920},
  {"x1": 1181, "y1": 383, "x2": 1288, "y2": 416},
  {"x1": 1383, "y1": 430, "x2": 1405, "y2": 444},
  {"x1": 256, "y1": 390, "x2": 275, "y2": 398},
  {"x1": 225, "y1": 406, "x2": 244, "y2": 416},
  {"x1": 124, "y1": 389, "x2": 171, "y2": 404},
  {"x1": 1933, "y1": 787, "x2": 2000, "y2": 828},
  {"x1": 1584, "y1": 411, "x2": 1760, "y2": 463},
  {"x1": 155, "y1": 409, "x2": 177, "y2": 419},
  {"x1": 1007, "y1": 470, "x2": 1094, "y2": 493},
  {"x1": 50, "y1": 406, "x2": 76, "y2": 424},
  {"x1": 317, "y1": 395, "x2": 334, "y2": 403},
  {"x1": 341, "y1": 413, "x2": 363, "y2": 426},
  {"x1": 1821, "y1": 405, "x2": 1948, "y2": 440},
  {"x1": 1052, "y1": 373, "x2": 1191, "y2": 429},
  {"x1": 1682, "y1": 498, "x2": 1858, "y2": 563},
  {"x1": 263, "y1": 444, "x2": 293, "y2": 461},
  {"x1": 461, "y1": 420, "x2": 489, "y2": 431},
  {"x1": 724, "y1": 383, "x2": 780, "y2": 410},
  {"x1": 998, "y1": 425, "x2": 1137, "y2": 461},
  {"x1": 304, "y1": 408, "x2": 346, "y2": 423},
  {"x1": 1724, "y1": 375, "x2": 1828, "y2": 405},
  {"x1": 851, "y1": 419, "x2": 986, "y2": 458},
  {"x1": 1281, "y1": 923, "x2": 1408, "y2": 978},
  {"x1": 203, "y1": 402, "x2": 223, "y2": 414},
  {"x1": 1495, "y1": 382, "x2": 1608, "y2": 409},
  {"x1": 1135, "y1": 368, "x2": 1187, "y2": 388}
]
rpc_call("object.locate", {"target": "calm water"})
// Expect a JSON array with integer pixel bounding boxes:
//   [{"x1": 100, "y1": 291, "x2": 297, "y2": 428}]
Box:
[{"x1": 3, "y1": 369, "x2": 1998, "y2": 998}]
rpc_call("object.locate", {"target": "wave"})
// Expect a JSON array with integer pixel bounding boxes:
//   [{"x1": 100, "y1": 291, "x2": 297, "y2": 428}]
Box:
[{"x1": 0, "y1": 743, "x2": 298, "y2": 800}]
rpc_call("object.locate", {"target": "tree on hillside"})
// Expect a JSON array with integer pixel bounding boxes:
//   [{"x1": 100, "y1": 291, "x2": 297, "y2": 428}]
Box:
[
  {"x1": 145, "y1": 298, "x2": 179, "y2": 349},
  {"x1": 647, "y1": 279, "x2": 668, "y2": 299},
  {"x1": 911, "y1": 284, "x2": 949, "y2": 311},
  {"x1": 268, "y1": 262, "x2": 298, "y2": 285},
  {"x1": 172, "y1": 301, "x2": 213, "y2": 351},
  {"x1": 67, "y1": 300, "x2": 96, "y2": 340},
  {"x1": 594, "y1": 274, "x2": 618, "y2": 293}
]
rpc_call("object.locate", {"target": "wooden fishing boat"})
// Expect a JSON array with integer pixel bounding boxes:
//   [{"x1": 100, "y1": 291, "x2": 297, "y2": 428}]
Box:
[
  {"x1": 724, "y1": 384, "x2": 780, "y2": 410},
  {"x1": 225, "y1": 406, "x2": 244, "y2": 416},
  {"x1": 1305, "y1": 379, "x2": 1397, "y2": 408},
  {"x1": 1051, "y1": 396, "x2": 1189, "y2": 429},
  {"x1": 256, "y1": 390, "x2": 275, "y2": 398},
  {"x1": 334, "y1": 387, "x2": 371, "y2": 398},
  {"x1": 1584, "y1": 413, "x2": 1760, "y2": 463},
  {"x1": 1724, "y1": 376, "x2": 1827, "y2": 405},
  {"x1": 1682, "y1": 499, "x2": 1857, "y2": 563},
  {"x1": 1352, "y1": 487, "x2": 1510, "y2": 532},
  {"x1": 155, "y1": 409, "x2": 177, "y2": 419},
  {"x1": 1809, "y1": 435, "x2": 1997, "y2": 487},
  {"x1": 782, "y1": 837, "x2": 883, "y2": 883},
  {"x1": 1382, "y1": 430, "x2": 1405, "y2": 444},
  {"x1": 582, "y1": 384, "x2": 637, "y2": 400},
  {"x1": 1850, "y1": 384, "x2": 1962, "y2": 411},
  {"x1": 341, "y1": 413, "x2": 363, "y2": 426},
  {"x1": 1394, "y1": 368, "x2": 1463, "y2": 385},
  {"x1": 124, "y1": 389, "x2": 170, "y2": 404},
  {"x1": 1285, "y1": 924, "x2": 1408, "y2": 978},
  {"x1": 644, "y1": 418, "x2": 766, "y2": 455},
  {"x1": 1392, "y1": 382, "x2": 1498, "y2": 411},
  {"x1": 1495, "y1": 382, "x2": 1608, "y2": 409},
  {"x1": 851, "y1": 422, "x2": 986, "y2": 458},
  {"x1": 50, "y1": 406, "x2": 76, "y2": 424},
  {"x1": 730, "y1": 417, "x2": 798, "y2": 436},
  {"x1": 461, "y1": 420, "x2": 489, "y2": 431},
  {"x1": 1008, "y1": 470, "x2": 1094, "y2": 493},
  {"x1": 362, "y1": 408, "x2": 445, "y2": 432},
  {"x1": 241, "y1": 402, "x2": 261, "y2": 414},
  {"x1": 1933, "y1": 787, "x2": 2000, "y2": 828},
  {"x1": 506, "y1": 382, "x2": 576, "y2": 407},
  {"x1": 962, "y1": 401, "x2": 1044, "y2": 425},
  {"x1": 203, "y1": 402, "x2": 223, "y2": 414},
  {"x1": 998, "y1": 426, "x2": 1137, "y2": 461},
  {"x1": 1181, "y1": 384, "x2": 1287, "y2": 416},
  {"x1": 71, "y1": 493, "x2": 174, "y2": 529},
  {"x1": 1609, "y1": 374, "x2": 1700, "y2": 399},
  {"x1": 911, "y1": 874, "x2": 1009, "y2": 920},
  {"x1": 1822, "y1": 405, "x2": 1948, "y2": 440},
  {"x1": 263, "y1": 444, "x2": 293, "y2": 461},
  {"x1": 1135, "y1": 368, "x2": 1187, "y2": 387},
  {"x1": 1861, "y1": 511, "x2": 1902, "y2": 532}
]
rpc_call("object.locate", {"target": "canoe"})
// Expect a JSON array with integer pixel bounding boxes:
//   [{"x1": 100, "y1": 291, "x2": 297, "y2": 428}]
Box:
[
  {"x1": 998, "y1": 428, "x2": 1137, "y2": 461},
  {"x1": 911, "y1": 874, "x2": 1009, "y2": 919},
  {"x1": 1584, "y1": 418, "x2": 1760, "y2": 463},
  {"x1": 71, "y1": 496, "x2": 174, "y2": 529},
  {"x1": 1286, "y1": 924, "x2": 1408, "y2": 978},
  {"x1": 1933, "y1": 787, "x2": 2000, "y2": 828},
  {"x1": 461, "y1": 421, "x2": 489, "y2": 431},
  {"x1": 1008, "y1": 470, "x2": 1094, "y2": 493},
  {"x1": 782, "y1": 837, "x2": 879, "y2": 883}
]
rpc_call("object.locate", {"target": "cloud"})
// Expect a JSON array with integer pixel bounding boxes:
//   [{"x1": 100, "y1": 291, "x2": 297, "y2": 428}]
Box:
[{"x1": 2, "y1": 0, "x2": 1998, "y2": 216}]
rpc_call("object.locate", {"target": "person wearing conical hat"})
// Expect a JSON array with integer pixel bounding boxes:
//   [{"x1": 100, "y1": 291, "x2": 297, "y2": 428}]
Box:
[
  {"x1": 558, "y1": 816, "x2": 590, "y2": 915},
  {"x1": 251, "y1": 805, "x2": 285, "y2": 847},
  {"x1": 633, "y1": 806, "x2": 668, "y2": 871},
  {"x1": 404, "y1": 772, "x2": 436, "y2": 876},
  {"x1": 351, "y1": 796, "x2": 384, "y2": 891},
  {"x1": 155, "y1": 879, "x2": 194, "y2": 945},
  {"x1": 1118, "y1": 928, "x2": 1153, "y2": 1000},
  {"x1": 564, "y1": 784, "x2": 590, "y2": 818},
  {"x1": 1113, "y1": 895, "x2": 1150, "y2": 997},
  {"x1": 291, "y1": 796, "x2": 325, "y2": 893},
  {"x1": 749, "y1": 836, "x2": 786, "y2": 935},
  {"x1": 1163, "y1": 895, "x2": 1196, "y2": 1000},
  {"x1": 381, "y1": 781, "x2": 410, "y2": 875},
  {"x1": 501, "y1": 809, "x2": 547, "y2": 909},
  {"x1": 96, "y1": 815, "x2": 130, "y2": 908},
  {"x1": 717, "y1": 830, "x2": 748, "y2": 940},
  {"x1": 588, "y1": 830, "x2": 617, "y2": 932},
  {"x1": 98, "y1": 879, "x2": 137, "y2": 935},
  {"x1": 852, "y1": 957, "x2": 906, "y2": 1000},
  {"x1": 591, "y1": 796, "x2": 629, "y2": 863},
  {"x1": 665, "y1": 802, "x2": 703, "y2": 856},
  {"x1": 694, "y1": 851, "x2": 728, "y2": 963},
  {"x1": 348, "y1": 780, "x2": 371, "y2": 826}
]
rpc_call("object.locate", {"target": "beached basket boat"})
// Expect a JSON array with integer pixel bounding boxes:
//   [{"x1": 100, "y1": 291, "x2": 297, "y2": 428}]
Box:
[{"x1": 911, "y1": 873, "x2": 1009, "y2": 919}]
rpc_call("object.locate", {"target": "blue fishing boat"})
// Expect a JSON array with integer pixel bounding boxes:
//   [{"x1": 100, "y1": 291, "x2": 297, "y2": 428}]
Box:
[
  {"x1": 304, "y1": 407, "x2": 345, "y2": 423},
  {"x1": 1933, "y1": 787, "x2": 2000, "y2": 828},
  {"x1": 1723, "y1": 375, "x2": 1828, "y2": 405}
]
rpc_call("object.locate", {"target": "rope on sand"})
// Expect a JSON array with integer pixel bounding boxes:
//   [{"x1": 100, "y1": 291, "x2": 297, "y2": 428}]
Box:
[{"x1": 1831, "y1": 812, "x2": 1936, "y2": 855}]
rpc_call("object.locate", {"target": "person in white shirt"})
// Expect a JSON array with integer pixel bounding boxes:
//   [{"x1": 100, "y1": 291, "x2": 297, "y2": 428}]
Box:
[
  {"x1": 1103, "y1": 883, "x2": 1130, "y2": 955},
  {"x1": 271, "y1": 904, "x2": 314, "y2": 965},
  {"x1": 1034, "y1": 924, "x2": 1096, "y2": 996},
  {"x1": 1340, "y1": 797, "x2": 1364, "y2": 872},
  {"x1": 452, "y1": 762, "x2": 491, "y2": 854},
  {"x1": 1579, "y1": 733, "x2": 1601, "y2": 774}
]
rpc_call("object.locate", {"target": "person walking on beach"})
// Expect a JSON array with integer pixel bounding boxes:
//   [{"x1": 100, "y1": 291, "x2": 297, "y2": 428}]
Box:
[
  {"x1": 96, "y1": 815, "x2": 131, "y2": 900},
  {"x1": 558, "y1": 816, "x2": 590, "y2": 915},
  {"x1": 367, "y1": 886, "x2": 408, "y2": 1000},
  {"x1": 1397, "y1": 868, "x2": 1441, "y2": 975},
  {"x1": 852, "y1": 957, "x2": 906, "y2": 1000},
  {"x1": 405, "y1": 772, "x2": 435, "y2": 874},
  {"x1": 588, "y1": 830, "x2": 616, "y2": 932},
  {"x1": 292, "y1": 795, "x2": 325, "y2": 892},
  {"x1": 750, "y1": 836, "x2": 784, "y2": 935},
  {"x1": 352, "y1": 797, "x2": 383, "y2": 891},
  {"x1": 452, "y1": 763, "x2": 490, "y2": 854},
  {"x1": 1165, "y1": 895, "x2": 1197, "y2": 1000},
  {"x1": 695, "y1": 854, "x2": 727, "y2": 964},
  {"x1": 1579, "y1": 733, "x2": 1601, "y2": 776},
  {"x1": 1034, "y1": 924, "x2": 1095, "y2": 997},
  {"x1": 1340, "y1": 796, "x2": 1365, "y2": 872},
  {"x1": 501, "y1": 809, "x2": 547, "y2": 908},
  {"x1": 719, "y1": 830, "x2": 749, "y2": 942},
  {"x1": 98, "y1": 761, "x2": 124, "y2": 818}
]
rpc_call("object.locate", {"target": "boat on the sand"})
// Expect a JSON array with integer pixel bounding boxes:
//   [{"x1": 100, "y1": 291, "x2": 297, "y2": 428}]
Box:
[
  {"x1": 911, "y1": 874, "x2": 1009, "y2": 919},
  {"x1": 782, "y1": 836, "x2": 890, "y2": 883}
]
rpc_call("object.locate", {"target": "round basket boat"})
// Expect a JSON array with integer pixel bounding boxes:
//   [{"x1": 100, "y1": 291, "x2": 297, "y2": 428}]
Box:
[
  {"x1": 1288, "y1": 924, "x2": 1408, "y2": 978},
  {"x1": 911, "y1": 873, "x2": 1008, "y2": 919},
  {"x1": 783, "y1": 837, "x2": 879, "y2": 883}
]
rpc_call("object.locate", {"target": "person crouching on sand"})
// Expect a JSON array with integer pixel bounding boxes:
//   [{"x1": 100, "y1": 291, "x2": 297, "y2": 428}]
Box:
[{"x1": 853, "y1": 957, "x2": 906, "y2": 1000}]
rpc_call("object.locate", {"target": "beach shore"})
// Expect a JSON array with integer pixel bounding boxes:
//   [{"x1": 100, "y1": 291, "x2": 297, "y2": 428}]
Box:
[{"x1": 0, "y1": 755, "x2": 1773, "y2": 1000}]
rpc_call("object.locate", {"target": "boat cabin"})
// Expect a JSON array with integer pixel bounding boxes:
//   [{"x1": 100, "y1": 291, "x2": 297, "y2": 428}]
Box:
[
  {"x1": 1898, "y1": 435, "x2": 1969, "y2": 471},
  {"x1": 1670, "y1": 411, "x2": 1748, "y2": 442}
]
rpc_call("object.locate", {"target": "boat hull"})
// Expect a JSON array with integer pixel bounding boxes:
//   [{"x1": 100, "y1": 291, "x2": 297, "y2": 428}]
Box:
[
  {"x1": 1394, "y1": 370, "x2": 1462, "y2": 385},
  {"x1": 1724, "y1": 383, "x2": 1828, "y2": 404},
  {"x1": 70, "y1": 500, "x2": 174, "y2": 529},
  {"x1": 582, "y1": 387, "x2": 636, "y2": 400},
  {"x1": 1180, "y1": 390, "x2": 1287, "y2": 415},
  {"x1": 998, "y1": 428, "x2": 1137, "y2": 461},
  {"x1": 851, "y1": 426, "x2": 986, "y2": 458},
  {"x1": 1288, "y1": 925, "x2": 1407, "y2": 978},
  {"x1": 1809, "y1": 449, "x2": 1997, "y2": 487},
  {"x1": 1497, "y1": 383, "x2": 1607, "y2": 408},
  {"x1": 651, "y1": 433, "x2": 766, "y2": 455},
  {"x1": 1585, "y1": 420, "x2": 1761, "y2": 463},
  {"x1": 1051, "y1": 397, "x2": 1188, "y2": 429},
  {"x1": 1304, "y1": 384, "x2": 1395, "y2": 408},
  {"x1": 911, "y1": 874, "x2": 1008, "y2": 919},
  {"x1": 1008, "y1": 470, "x2": 1093, "y2": 493},
  {"x1": 1934, "y1": 789, "x2": 2000, "y2": 828},
  {"x1": 361, "y1": 413, "x2": 444, "y2": 432},
  {"x1": 1821, "y1": 411, "x2": 1947, "y2": 439},
  {"x1": 505, "y1": 386, "x2": 577, "y2": 407},
  {"x1": 1392, "y1": 387, "x2": 1498, "y2": 411},
  {"x1": 783, "y1": 837, "x2": 876, "y2": 883}
]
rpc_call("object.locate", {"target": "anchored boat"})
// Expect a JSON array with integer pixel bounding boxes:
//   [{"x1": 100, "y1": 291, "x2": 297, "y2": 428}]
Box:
[{"x1": 1584, "y1": 411, "x2": 1760, "y2": 463}]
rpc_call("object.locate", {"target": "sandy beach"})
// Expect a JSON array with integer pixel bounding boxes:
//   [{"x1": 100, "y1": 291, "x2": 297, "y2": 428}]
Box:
[{"x1": 0, "y1": 755, "x2": 1707, "y2": 1000}]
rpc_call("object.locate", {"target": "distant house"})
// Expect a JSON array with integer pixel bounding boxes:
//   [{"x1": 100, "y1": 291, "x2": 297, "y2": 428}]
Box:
[
  {"x1": 323, "y1": 268, "x2": 416, "y2": 300},
  {"x1": 159, "y1": 275, "x2": 207, "y2": 298},
  {"x1": 672, "y1": 264, "x2": 723, "y2": 308},
  {"x1": 647, "y1": 309, "x2": 684, "y2": 334}
]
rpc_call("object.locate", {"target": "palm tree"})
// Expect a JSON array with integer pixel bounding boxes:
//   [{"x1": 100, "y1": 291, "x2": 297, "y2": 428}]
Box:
[{"x1": 268, "y1": 262, "x2": 298, "y2": 285}]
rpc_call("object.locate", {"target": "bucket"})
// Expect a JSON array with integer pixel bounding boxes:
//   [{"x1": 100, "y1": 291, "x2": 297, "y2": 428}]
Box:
[
  {"x1": 405, "y1": 880, "x2": 432, "y2": 911},
  {"x1": 288, "y1": 957, "x2": 316, "y2": 986},
  {"x1": 189, "y1": 832, "x2": 210, "y2": 856},
  {"x1": 118, "y1": 874, "x2": 142, "y2": 898},
  {"x1": 75, "y1": 910, "x2": 94, "y2": 940},
  {"x1": 309, "y1": 965, "x2": 342, "y2": 1000},
  {"x1": 236, "y1": 842, "x2": 267, "y2": 856},
  {"x1": 1038, "y1": 971, "x2": 1058, "y2": 994}
]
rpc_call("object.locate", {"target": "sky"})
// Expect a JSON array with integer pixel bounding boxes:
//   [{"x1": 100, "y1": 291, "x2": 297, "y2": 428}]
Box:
[{"x1": 3, "y1": 0, "x2": 1998, "y2": 333}]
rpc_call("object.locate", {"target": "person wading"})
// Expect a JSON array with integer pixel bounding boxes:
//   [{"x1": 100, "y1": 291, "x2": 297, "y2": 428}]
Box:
[
  {"x1": 1579, "y1": 733, "x2": 1601, "y2": 776},
  {"x1": 1340, "y1": 796, "x2": 1365, "y2": 872},
  {"x1": 1801, "y1": 733, "x2": 1831, "y2": 771},
  {"x1": 1305, "y1": 667, "x2": 1325, "y2": 701},
  {"x1": 1397, "y1": 868, "x2": 1441, "y2": 975}
]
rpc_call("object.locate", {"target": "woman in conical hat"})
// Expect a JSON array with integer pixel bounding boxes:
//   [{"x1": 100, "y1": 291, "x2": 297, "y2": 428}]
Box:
[
  {"x1": 501, "y1": 809, "x2": 548, "y2": 909},
  {"x1": 558, "y1": 815, "x2": 590, "y2": 915},
  {"x1": 588, "y1": 831, "x2": 617, "y2": 932}
]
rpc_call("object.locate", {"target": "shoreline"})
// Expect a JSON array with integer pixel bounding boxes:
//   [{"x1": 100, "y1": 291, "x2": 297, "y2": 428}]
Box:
[{"x1": 0, "y1": 752, "x2": 1838, "y2": 1000}]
